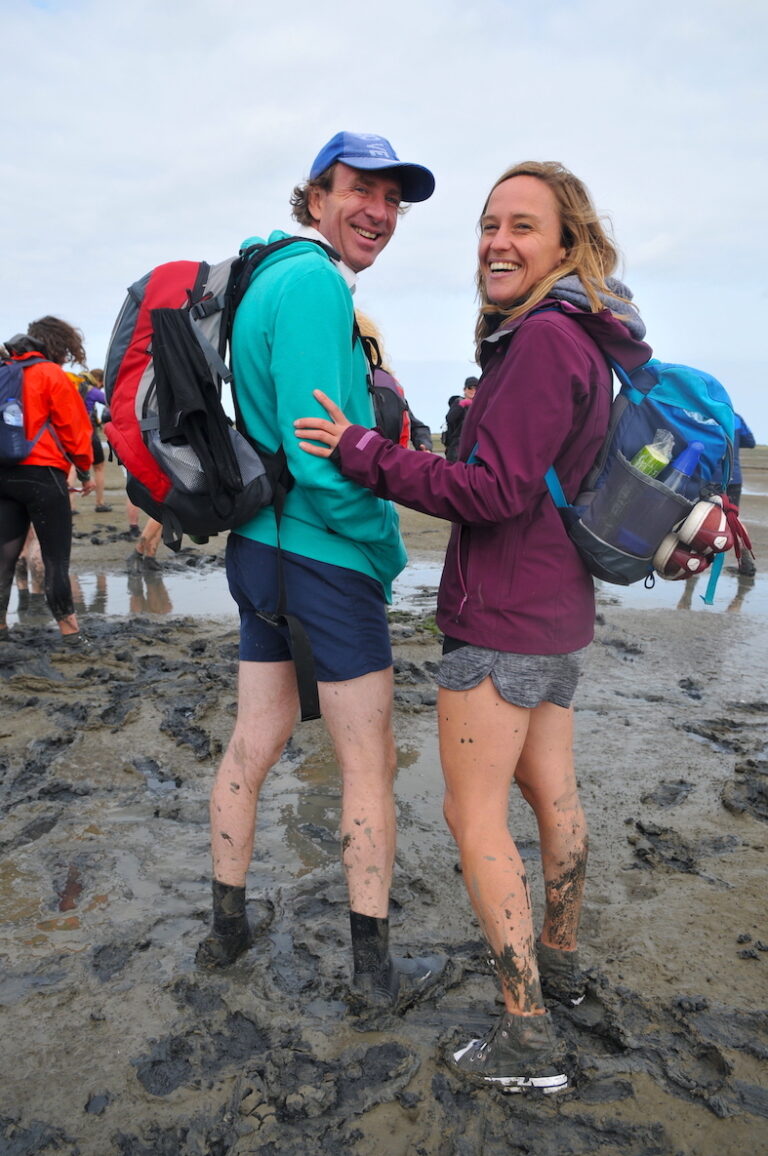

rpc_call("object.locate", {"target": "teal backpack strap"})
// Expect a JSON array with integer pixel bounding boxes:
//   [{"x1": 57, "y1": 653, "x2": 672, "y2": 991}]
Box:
[
  {"x1": 702, "y1": 551, "x2": 725, "y2": 606},
  {"x1": 544, "y1": 466, "x2": 568, "y2": 508}
]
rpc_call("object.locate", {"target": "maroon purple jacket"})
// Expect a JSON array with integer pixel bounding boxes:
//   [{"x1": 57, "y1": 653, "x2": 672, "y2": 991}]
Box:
[{"x1": 335, "y1": 302, "x2": 651, "y2": 654}]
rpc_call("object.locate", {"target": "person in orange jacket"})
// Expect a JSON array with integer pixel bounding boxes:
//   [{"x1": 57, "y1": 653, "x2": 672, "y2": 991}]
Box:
[{"x1": 0, "y1": 316, "x2": 95, "y2": 647}]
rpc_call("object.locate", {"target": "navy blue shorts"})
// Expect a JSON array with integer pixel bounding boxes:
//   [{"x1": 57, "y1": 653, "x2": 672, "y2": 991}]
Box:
[{"x1": 226, "y1": 534, "x2": 393, "y2": 683}]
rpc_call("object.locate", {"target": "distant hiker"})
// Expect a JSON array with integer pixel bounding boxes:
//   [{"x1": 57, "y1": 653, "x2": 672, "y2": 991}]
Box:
[
  {"x1": 296, "y1": 160, "x2": 650, "y2": 1090},
  {"x1": 408, "y1": 410, "x2": 433, "y2": 451},
  {"x1": 442, "y1": 376, "x2": 478, "y2": 460},
  {"x1": 197, "y1": 132, "x2": 449, "y2": 1010},
  {"x1": 0, "y1": 316, "x2": 94, "y2": 647},
  {"x1": 77, "y1": 368, "x2": 111, "y2": 512}
]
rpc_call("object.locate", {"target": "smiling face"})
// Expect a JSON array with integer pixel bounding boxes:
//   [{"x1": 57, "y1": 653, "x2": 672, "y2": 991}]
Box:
[
  {"x1": 308, "y1": 162, "x2": 401, "y2": 273},
  {"x1": 478, "y1": 175, "x2": 566, "y2": 309}
]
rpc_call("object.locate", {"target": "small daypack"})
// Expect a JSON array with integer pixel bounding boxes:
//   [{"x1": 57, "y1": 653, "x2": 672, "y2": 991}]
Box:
[
  {"x1": 0, "y1": 354, "x2": 50, "y2": 466},
  {"x1": 546, "y1": 357, "x2": 740, "y2": 600},
  {"x1": 103, "y1": 236, "x2": 339, "y2": 721},
  {"x1": 354, "y1": 327, "x2": 411, "y2": 447},
  {"x1": 371, "y1": 368, "x2": 411, "y2": 448}
]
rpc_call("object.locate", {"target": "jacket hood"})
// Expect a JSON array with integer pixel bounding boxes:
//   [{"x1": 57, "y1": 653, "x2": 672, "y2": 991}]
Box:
[
  {"x1": 485, "y1": 296, "x2": 652, "y2": 374},
  {"x1": 554, "y1": 300, "x2": 653, "y2": 371}
]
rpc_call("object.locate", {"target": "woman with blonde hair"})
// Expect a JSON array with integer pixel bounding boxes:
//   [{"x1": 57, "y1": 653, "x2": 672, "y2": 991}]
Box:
[
  {"x1": 295, "y1": 161, "x2": 651, "y2": 1091},
  {"x1": 356, "y1": 311, "x2": 433, "y2": 451}
]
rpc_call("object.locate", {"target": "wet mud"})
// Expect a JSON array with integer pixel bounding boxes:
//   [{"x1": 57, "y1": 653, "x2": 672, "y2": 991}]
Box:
[{"x1": 2, "y1": 481, "x2": 768, "y2": 1154}]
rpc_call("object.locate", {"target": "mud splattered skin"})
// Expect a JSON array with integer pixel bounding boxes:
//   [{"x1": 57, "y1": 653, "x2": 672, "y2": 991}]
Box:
[
  {"x1": 493, "y1": 940, "x2": 544, "y2": 1008},
  {"x1": 544, "y1": 841, "x2": 589, "y2": 948}
]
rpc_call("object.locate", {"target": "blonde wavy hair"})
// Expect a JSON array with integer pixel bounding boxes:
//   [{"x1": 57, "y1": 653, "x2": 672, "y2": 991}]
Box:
[
  {"x1": 355, "y1": 310, "x2": 393, "y2": 374},
  {"x1": 474, "y1": 161, "x2": 627, "y2": 356}
]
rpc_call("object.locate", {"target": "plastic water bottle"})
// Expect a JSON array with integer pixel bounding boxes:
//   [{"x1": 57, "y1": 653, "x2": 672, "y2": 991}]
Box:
[
  {"x1": 658, "y1": 441, "x2": 704, "y2": 494},
  {"x1": 630, "y1": 428, "x2": 674, "y2": 477},
  {"x1": 2, "y1": 401, "x2": 23, "y2": 427}
]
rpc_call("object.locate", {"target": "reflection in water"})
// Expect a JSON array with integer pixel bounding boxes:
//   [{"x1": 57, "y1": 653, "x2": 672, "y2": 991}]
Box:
[
  {"x1": 70, "y1": 569, "x2": 174, "y2": 617},
  {"x1": 71, "y1": 572, "x2": 108, "y2": 616},
  {"x1": 127, "y1": 572, "x2": 173, "y2": 615},
  {"x1": 6, "y1": 559, "x2": 765, "y2": 624},
  {"x1": 676, "y1": 571, "x2": 757, "y2": 613}
]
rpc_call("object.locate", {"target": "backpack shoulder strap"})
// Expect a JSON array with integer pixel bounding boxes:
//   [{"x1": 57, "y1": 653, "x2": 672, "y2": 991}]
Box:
[{"x1": 544, "y1": 466, "x2": 569, "y2": 508}]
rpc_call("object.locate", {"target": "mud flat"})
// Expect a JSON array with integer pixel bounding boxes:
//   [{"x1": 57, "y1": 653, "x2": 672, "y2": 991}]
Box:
[{"x1": 1, "y1": 455, "x2": 767, "y2": 1154}]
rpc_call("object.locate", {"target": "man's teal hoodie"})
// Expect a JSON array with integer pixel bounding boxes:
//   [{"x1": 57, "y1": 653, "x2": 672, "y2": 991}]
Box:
[{"x1": 231, "y1": 231, "x2": 406, "y2": 599}]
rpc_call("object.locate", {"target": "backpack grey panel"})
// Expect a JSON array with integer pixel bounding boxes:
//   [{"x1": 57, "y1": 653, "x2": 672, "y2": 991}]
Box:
[
  {"x1": 147, "y1": 426, "x2": 267, "y2": 495},
  {"x1": 103, "y1": 271, "x2": 152, "y2": 400}
]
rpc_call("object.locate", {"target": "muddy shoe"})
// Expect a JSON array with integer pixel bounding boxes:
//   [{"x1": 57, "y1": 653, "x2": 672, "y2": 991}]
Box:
[
  {"x1": 536, "y1": 939, "x2": 586, "y2": 1006},
  {"x1": 195, "y1": 924, "x2": 253, "y2": 969},
  {"x1": 57, "y1": 632, "x2": 94, "y2": 655},
  {"x1": 448, "y1": 1010, "x2": 568, "y2": 1093},
  {"x1": 350, "y1": 952, "x2": 449, "y2": 1013}
]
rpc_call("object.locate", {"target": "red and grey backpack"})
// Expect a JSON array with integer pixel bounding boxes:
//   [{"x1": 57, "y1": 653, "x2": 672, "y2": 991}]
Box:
[
  {"x1": 103, "y1": 236, "x2": 339, "y2": 720},
  {"x1": 103, "y1": 240, "x2": 315, "y2": 551}
]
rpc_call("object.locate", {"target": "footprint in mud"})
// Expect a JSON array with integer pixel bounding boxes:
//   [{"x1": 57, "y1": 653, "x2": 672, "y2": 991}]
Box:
[
  {"x1": 679, "y1": 677, "x2": 704, "y2": 700},
  {"x1": 598, "y1": 635, "x2": 644, "y2": 658},
  {"x1": 683, "y1": 715, "x2": 767, "y2": 756},
  {"x1": 685, "y1": 706, "x2": 768, "y2": 823},
  {"x1": 627, "y1": 820, "x2": 740, "y2": 876},
  {"x1": 92, "y1": 940, "x2": 147, "y2": 982},
  {"x1": 722, "y1": 759, "x2": 768, "y2": 823},
  {"x1": 160, "y1": 701, "x2": 214, "y2": 760},
  {"x1": 640, "y1": 779, "x2": 694, "y2": 808}
]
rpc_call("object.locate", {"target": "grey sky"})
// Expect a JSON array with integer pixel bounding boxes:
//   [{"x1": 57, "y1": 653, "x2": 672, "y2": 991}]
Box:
[{"x1": 4, "y1": 0, "x2": 767, "y2": 437}]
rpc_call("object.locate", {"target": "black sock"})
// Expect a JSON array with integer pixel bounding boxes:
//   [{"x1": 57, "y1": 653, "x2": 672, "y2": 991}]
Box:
[
  {"x1": 211, "y1": 880, "x2": 248, "y2": 937},
  {"x1": 349, "y1": 911, "x2": 390, "y2": 975}
]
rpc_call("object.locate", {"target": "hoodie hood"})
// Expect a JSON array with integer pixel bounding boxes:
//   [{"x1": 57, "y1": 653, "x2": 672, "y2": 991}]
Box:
[
  {"x1": 548, "y1": 274, "x2": 646, "y2": 340},
  {"x1": 484, "y1": 278, "x2": 652, "y2": 374}
]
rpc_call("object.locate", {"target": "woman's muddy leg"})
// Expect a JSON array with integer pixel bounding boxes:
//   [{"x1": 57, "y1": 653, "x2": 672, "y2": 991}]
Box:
[
  {"x1": 439, "y1": 680, "x2": 545, "y2": 1015},
  {"x1": 514, "y1": 703, "x2": 588, "y2": 950}
]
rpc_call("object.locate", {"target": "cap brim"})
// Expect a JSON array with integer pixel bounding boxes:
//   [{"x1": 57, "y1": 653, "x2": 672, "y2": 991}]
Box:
[{"x1": 342, "y1": 157, "x2": 435, "y2": 202}]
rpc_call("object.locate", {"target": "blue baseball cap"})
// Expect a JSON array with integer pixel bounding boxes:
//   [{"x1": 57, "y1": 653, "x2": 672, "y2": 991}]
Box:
[{"x1": 309, "y1": 132, "x2": 435, "y2": 203}]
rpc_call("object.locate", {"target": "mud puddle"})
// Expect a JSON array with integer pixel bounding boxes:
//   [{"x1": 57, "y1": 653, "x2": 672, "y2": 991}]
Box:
[{"x1": 6, "y1": 558, "x2": 446, "y2": 625}]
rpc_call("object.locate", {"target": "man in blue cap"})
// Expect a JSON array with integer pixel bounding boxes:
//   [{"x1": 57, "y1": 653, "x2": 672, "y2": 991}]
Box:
[{"x1": 197, "y1": 133, "x2": 446, "y2": 1012}]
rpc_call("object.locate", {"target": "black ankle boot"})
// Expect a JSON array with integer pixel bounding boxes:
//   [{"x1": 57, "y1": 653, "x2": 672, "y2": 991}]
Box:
[
  {"x1": 349, "y1": 911, "x2": 450, "y2": 1012},
  {"x1": 195, "y1": 880, "x2": 253, "y2": 969}
]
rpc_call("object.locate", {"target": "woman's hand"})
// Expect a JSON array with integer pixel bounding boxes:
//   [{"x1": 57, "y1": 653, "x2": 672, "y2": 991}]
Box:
[{"x1": 294, "y1": 390, "x2": 352, "y2": 458}]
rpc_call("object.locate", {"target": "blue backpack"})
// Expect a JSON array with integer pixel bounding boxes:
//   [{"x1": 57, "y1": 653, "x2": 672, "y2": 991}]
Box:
[
  {"x1": 0, "y1": 354, "x2": 50, "y2": 466},
  {"x1": 546, "y1": 358, "x2": 737, "y2": 601}
]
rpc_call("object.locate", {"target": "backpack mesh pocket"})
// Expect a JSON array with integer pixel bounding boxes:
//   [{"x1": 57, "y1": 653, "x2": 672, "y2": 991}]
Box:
[{"x1": 579, "y1": 451, "x2": 692, "y2": 559}]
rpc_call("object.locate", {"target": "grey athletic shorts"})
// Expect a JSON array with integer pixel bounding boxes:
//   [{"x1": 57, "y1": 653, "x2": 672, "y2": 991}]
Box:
[{"x1": 435, "y1": 641, "x2": 587, "y2": 709}]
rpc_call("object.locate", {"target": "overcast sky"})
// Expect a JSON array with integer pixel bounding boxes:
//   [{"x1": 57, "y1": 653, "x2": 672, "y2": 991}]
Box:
[{"x1": 4, "y1": 0, "x2": 767, "y2": 440}]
